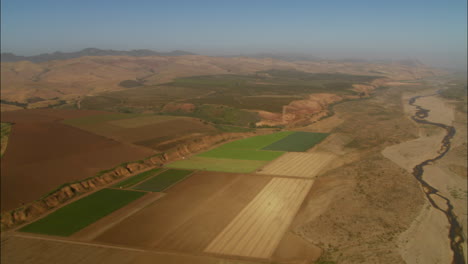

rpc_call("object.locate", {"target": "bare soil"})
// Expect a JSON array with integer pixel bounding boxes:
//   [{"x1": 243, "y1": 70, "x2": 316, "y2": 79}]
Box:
[
  {"x1": 205, "y1": 178, "x2": 313, "y2": 258},
  {"x1": 0, "y1": 109, "x2": 154, "y2": 211},
  {"x1": 94, "y1": 171, "x2": 271, "y2": 253},
  {"x1": 1, "y1": 235, "x2": 259, "y2": 264},
  {"x1": 257, "y1": 152, "x2": 335, "y2": 178}
]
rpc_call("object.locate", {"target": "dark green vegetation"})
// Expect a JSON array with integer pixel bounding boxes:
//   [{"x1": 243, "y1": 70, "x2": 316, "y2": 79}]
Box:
[
  {"x1": 20, "y1": 189, "x2": 145, "y2": 236},
  {"x1": 0, "y1": 100, "x2": 27, "y2": 108},
  {"x1": 1, "y1": 123, "x2": 12, "y2": 157},
  {"x1": 132, "y1": 169, "x2": 193, "y2": 192},
  {"x1": 262, "y1": 131, "x2": 329, "y2": 152},
  {"x1": 198, "y1": 147, "x2": 284, "y2": 161},
  {"x1": 119, "y1": 79, "x2": 143, "y2": 88},
  {"x1": 218, "y1": 131, "x2": 294, "y2": 149},
  {"x1": 79, "y1": 70, "x2": 380, "y2": 126},
  {"x1": 171, "y1": 70, "x2": 380, "y2": 113},
  {"x1": 113, "y1": 168, "x2": 163, "y2": 188},
  {"x1": 80, "y1": 85, "x2": 208, "y2": 113},
  {"x1": 175, "y1": 104, "x2": 260, "y2": 127}
]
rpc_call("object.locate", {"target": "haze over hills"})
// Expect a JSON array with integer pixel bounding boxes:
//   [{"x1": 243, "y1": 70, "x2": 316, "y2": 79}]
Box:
[
  {"x1": 0, "y1": 48, "x2": 195, "y2": 63},
  {"x1": 0, "y1": 52, "x2": 441, "y2": 107}
]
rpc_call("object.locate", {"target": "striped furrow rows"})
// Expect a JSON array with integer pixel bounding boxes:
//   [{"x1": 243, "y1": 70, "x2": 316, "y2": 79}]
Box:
[{"x1": 204, "y1": 178, "x2": 314, "y2": 258}]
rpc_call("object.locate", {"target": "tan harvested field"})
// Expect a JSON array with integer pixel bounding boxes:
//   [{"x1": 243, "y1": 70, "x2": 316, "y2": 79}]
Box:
[
  {"x1": 1, "y1": 235, "x2": 259, "y2": 264},
  {"x1": 0, "y1": 109, "x2": 154, "y2": 211},
  {"x1": 94, "y1": 171, "x2": 271, "y2": 253},
  {"x1": 205, "y1": 178, "x2": 314, "y2": 259},
  {"x1": 257, "y1": 152, "x2": 335, "y2": 178}
]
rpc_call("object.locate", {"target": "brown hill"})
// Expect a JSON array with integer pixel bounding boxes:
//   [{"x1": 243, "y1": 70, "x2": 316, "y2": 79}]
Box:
[{"x1": 1, "y1": 55, "x2": 442, "y2": 106}]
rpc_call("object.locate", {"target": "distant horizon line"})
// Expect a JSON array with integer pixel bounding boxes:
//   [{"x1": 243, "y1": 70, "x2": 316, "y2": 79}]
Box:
[{"x1": 1, "y1": 47, "x2": 466, "y2": 71}]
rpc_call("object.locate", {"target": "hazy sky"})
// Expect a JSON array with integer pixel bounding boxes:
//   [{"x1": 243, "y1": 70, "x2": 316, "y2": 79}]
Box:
[{"x1": 1, "y1": 0, "x2": 466, "y2": 69}]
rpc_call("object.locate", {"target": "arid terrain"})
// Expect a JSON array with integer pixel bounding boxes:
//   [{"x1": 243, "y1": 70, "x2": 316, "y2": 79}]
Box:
[{"x1": 0, "y1": 53, "x2": 466, "y2": 264}]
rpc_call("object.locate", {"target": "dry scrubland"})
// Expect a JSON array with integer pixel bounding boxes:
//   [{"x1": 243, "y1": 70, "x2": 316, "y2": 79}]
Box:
[
  {"x1": 291, "y1": 85, "x2": 430, "y2": 263},
  {"x1": 0, "y1": 55, "x2": 458, "y2": 264},
  {"x1": 0, "y1": 55, "x2": 440, "y2": 107},
  {"x1": 384, "y1": 88, "x2": 467, "y2": 263}
]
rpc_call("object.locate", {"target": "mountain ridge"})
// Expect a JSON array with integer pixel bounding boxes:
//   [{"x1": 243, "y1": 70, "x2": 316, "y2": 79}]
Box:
[{"x1": 1, "y1": 48, "x2": 196, "y2": 63}]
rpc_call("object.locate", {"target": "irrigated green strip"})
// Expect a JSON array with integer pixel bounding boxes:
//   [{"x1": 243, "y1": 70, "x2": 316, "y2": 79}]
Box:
[
  {"x1": 262, "y1": 131, "x2": 329, "y2": 152},
  {"x1": 167, "y1": 157, "x2": 270, "y2": 173},
  {"x1": 218, "y1": 131, "x2": 294, "y2": 150},
  {"x1": 113, "y1": 168, "x2": 163, "y2": 188},
  {"x1": 198, "y1": 148, "x2": 284, "y2": 161},
  {"x1": 20, "y1": 189, "x2": 145, "y2": 236},
  {"x1": 132, "y1": 169, "x2": 193, "y2": 192}
]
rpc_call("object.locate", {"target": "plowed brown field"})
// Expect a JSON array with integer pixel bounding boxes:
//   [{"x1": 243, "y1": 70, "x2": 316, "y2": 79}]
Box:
[
  {"x1": 93, "y1": 171, "x2": 271, "y2": 252},
  {"x1": 204, "y1": 178, "x2": 313, "y2": 259},
  {"x1": 0, "y1": 109, "x2": 154, "y2": 211},
  {"x1": 1, "y1": 235, "x2": 259, "y2": 264},
  {"x1": 257, "y1": 152, "x2": 335, "y2": 178}
]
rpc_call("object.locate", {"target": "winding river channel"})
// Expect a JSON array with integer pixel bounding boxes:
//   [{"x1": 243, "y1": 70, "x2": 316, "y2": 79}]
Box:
[{"x1": 409, "y1": 94, "x2": 465, "y2": 264}]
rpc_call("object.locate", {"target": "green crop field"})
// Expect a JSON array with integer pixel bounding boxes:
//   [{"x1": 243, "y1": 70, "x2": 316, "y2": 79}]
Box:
[
  {"x1": 196, "y1": 131, "x2": 292, "y2": 160},
  {"x1": 166, "y1": 132, "x2": 296, "y2": 172},
  {"x1": 198, "y1": 148, "x2": 284, "y2": 161},
  {"x1": 20, "y1": 189, "x2": 145, "y2": 236},
  {"x1": 113, "y1": 168, "x2": 163, "y2": 188},
  {"x1": 219, "y1": 131, "x2": 294, "y2": 149},
  {"x1": 166, "y1": 157, "x2": 269, "y2": 173},
  {"x1": 262, "y1": 131, "x2": 329, "y2": 152},
  {"x1": 132, "y1": 169, "x2": 193, "y2": 192}
]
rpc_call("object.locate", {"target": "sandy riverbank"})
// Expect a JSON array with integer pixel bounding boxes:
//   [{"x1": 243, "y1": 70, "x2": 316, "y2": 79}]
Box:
[{"x1": 382, "y1": 90, "x2": 467, "y2": 263}]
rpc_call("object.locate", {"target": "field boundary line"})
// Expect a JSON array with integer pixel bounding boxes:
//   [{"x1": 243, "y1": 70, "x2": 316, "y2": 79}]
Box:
[
  {"x1": 72, "y1": 192, "x2": 166, "y2": 241},
  {"x1": 9, "y1": 232, "x2": 275, "y2": 263},
  {"x1": 118, "y1": 168, "x2": 167, "y2": 188},
  {"x1": 205, "y1": 178, "x2": 314, "y2": 258},
  {"x1": 156, "y1": 170, "x2": 197, "y2": 193},
  {"x1": 12, "y1": 233, "x2": 148, "y2": 252}
]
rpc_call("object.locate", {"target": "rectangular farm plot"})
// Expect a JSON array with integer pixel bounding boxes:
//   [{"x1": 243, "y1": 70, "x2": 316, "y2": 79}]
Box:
[
  {"x1": 257, "y1": 152, "x2": 335, "y2": 178},
  {"x1": 219, "y1": 131, "x2": 294, "y2": 150},
  {"x1": 93, "y1": 171, "x2": 271, "y2": 252},
  {"x1": 166, "y1": 157, "x2": 269, "y2": 173},
  {"x1": 19, "y1": 189, "x2": 146, "y2": 237},
  {"x1": 132, "y1": 169, "x2": 193, "y2": 192},
  {"x1": 262, "y1": 131, "x2": 329, "y2": 152},
  {"x1": 204, "y1": 178, "x2": 314, "y2": 259},
  {"x1": 112, "y1": 168, "x2": 163, "y2": 189},
  {"x1": 197, "y1": 148, "x2": 284, "y2": 161}
]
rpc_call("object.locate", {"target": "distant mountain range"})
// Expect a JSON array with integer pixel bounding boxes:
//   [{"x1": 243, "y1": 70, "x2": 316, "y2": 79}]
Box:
[
  {"x1": 240, "y1": 53, "x2": 323, "y2": 62},
  {"x1": 1, "y1": 48, "x2": 196, "y2": 63}
]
